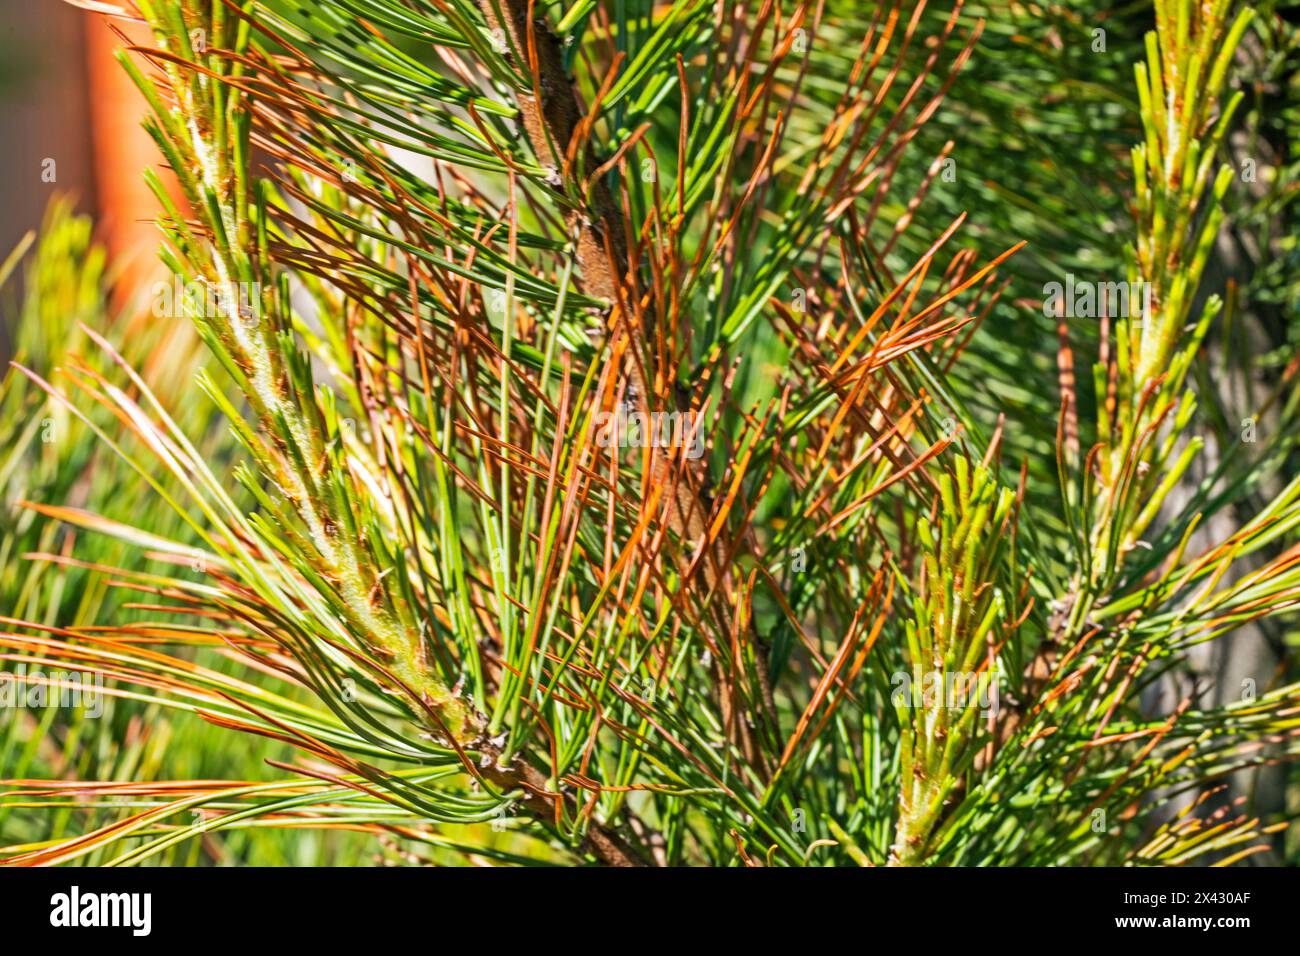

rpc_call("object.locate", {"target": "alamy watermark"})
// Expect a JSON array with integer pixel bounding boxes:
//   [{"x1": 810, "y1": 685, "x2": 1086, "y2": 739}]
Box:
[
  {"x1": 891, "y1": 669, "x2": 1000, "y2": 718},
  {"x1": 1, "y1": 664, "x2": 104, "y2": 718},
  {"x1": 50, "y1": 886, "x2": 151, "y2": 936},
  {"x1": 594, "y1": 403, "x2": 705, "y2": 460},
  {"x1": 151, "y1": 277, "x2": 262, "y2": 323},
  {"x1": 1043, "y1": 274, "x2": 1151, "y2": 326}
]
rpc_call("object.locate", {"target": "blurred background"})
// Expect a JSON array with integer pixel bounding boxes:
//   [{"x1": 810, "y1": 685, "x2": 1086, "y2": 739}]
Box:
[{"x1": 0, "y1": 1, "x2": 164, "y2": 359}]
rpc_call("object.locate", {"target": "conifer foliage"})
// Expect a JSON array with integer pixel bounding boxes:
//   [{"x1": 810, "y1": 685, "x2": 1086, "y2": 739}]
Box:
[{"x1": 1, "y1": 0, "x2": 1298, "y2": 866}]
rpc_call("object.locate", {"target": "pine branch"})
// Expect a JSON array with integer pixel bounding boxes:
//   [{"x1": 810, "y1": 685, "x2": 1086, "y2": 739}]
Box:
[{"x1": 475, "y1": 0, "x2": 725, "y2": 592}]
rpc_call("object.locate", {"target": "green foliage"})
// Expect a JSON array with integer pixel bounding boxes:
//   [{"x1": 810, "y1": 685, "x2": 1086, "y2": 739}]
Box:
[{"x1": 2, "y1": 0, "x2": 1298, "y2": 866}]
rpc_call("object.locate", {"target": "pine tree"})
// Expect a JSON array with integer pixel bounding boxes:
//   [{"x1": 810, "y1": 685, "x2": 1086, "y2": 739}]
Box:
[{"x1": 2, "y1": 0, "x2": 1298, "y2": 866}]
